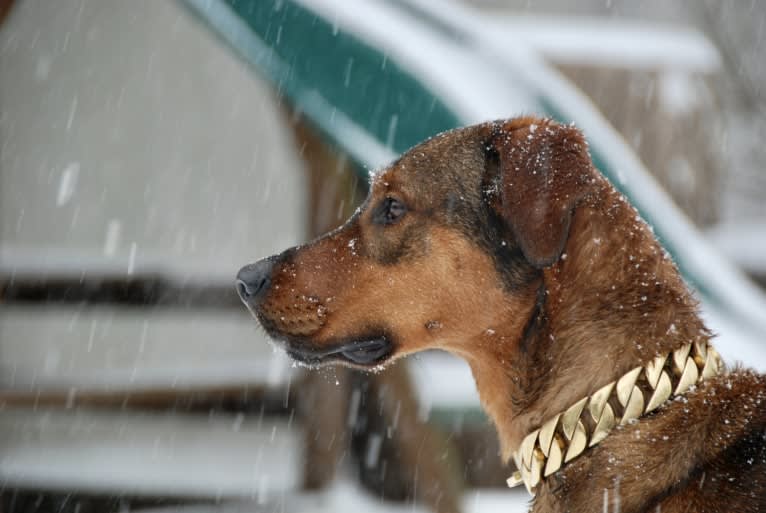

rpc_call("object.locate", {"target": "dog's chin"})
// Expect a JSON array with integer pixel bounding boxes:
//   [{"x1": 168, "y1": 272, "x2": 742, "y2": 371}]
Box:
[{"x1": 282, "y1": 336, "x2": 394, "y2": 370}]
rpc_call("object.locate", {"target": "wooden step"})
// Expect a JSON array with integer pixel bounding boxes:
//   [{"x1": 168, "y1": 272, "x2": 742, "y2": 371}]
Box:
[
  {"x1": 130, "y1": 481, "x2": 530, "y2": 512},
  {"x1": 0, "y1": 306, "x2": 295, "y2": 393},
  {"x1": 0, "y1": 408, "x2": 301, "y2": 499}
]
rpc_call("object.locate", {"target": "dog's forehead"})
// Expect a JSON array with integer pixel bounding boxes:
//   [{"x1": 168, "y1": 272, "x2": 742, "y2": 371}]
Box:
[{"x1": 373, "y1": 126, "x2": 487, "y2": 199}]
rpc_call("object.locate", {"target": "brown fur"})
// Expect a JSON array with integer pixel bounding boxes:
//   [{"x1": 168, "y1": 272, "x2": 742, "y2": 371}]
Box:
[{"x1": 239, "y1": 116, "x2": 766, "y2": 512}]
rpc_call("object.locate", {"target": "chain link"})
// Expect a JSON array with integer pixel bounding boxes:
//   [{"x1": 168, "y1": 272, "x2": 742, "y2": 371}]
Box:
[{"x1": 508, "y1": 341, "x2": 722, "y2": 494}]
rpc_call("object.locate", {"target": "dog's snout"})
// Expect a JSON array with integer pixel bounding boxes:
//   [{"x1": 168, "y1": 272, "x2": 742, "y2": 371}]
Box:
[{"x1": 236, "y1": 258, "x2": 275, "y2": 305}]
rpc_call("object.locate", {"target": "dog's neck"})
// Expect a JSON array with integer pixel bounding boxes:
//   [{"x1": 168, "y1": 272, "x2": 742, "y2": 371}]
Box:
[
  {"x1": 508, "y1": 337, "x2": 722, "y2": 494},
  {"x1": 465, "y1": 184, "x2": 712, "y2": 461}
]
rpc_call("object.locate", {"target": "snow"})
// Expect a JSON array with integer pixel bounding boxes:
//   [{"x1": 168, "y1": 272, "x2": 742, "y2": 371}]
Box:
[
  {"x1": 136, "y1": 480, "x2": 530, "y2": 513},
  {"x1": 127, "y1": 241, "x2": 138, "y2": 275},
  {"x1": 0, "y1": 244, "x2": 252, "y2": 286},
  {"x1": 0, "y1": 408, "x2": 302, "y2": 498},
  {"x1": 659, "y1": 71, "x2": 703, "y2": 116},
  {"x1": 103, "y1": 218, "x2": 122, "y2": 257},
  {"x1": 295, "y1": 0, "x2": 539, "y2": 162},
  {"x1": 0, "y1": 404, "x2": 529, "y2": 511},
  {"x1": 185, "y1": 0, "x2": 398, "y2": 171},
  {"x1": 55, "y1": 161, "x2": 80, "y2": 207},
  {"x1": 2, "y1": 0, "x2": 308, "y2": 289},
  {"x1": 3, "y1": 0, "x2": 765, "y2": 507},
  {"x1": 706, "y1": 221, "x2": 766, "y2": 275},
  {"x1": 0, "y1": 306, "x2": 295, "y2": 391},
  {"x1": 295, "y1": 89, "x2": 397, "y2": 169},
  {"x1": 457, "y1": 14, "x2": 721, "y2": 72},
  {"x1": 704, "y1": 304, "x2": 766, "y2": 371}
]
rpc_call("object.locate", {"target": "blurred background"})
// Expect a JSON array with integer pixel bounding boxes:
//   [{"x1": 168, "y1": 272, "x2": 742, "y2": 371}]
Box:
[{"x1": 1, "y1": 1, "x2": 765, "y2": 512}]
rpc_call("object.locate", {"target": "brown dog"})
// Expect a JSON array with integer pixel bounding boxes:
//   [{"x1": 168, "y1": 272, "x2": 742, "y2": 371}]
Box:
[{"x1": 237, "y1": 116, "x2": 766, "y2": 512}]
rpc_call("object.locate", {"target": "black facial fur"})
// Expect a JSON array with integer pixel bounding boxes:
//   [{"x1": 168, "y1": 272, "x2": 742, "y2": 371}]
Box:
[
  {"x1": 372, "y1": 221, "x2": 427, "y2": 266},
  {"x1": 434, "y1": 144, "x2": 538, "y2": 293}
]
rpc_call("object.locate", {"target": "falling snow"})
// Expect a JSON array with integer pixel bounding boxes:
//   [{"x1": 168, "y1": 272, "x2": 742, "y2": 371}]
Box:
[{"x1": 1, "y1": 0, "x2": 765, "y2": 512}]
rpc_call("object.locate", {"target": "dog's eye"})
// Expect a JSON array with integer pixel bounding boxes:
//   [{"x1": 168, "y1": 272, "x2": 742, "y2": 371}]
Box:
[{"x1": 373, "y1": 197, "x2": 407, "y2": 225}]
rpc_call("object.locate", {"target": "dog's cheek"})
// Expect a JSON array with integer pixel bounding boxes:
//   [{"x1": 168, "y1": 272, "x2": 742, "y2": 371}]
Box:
[{"x1": 363, "y1": 221, "x2": 430, "y2": 266}]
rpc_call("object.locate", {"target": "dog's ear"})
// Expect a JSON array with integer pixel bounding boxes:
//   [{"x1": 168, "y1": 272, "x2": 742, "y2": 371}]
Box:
[{"x1": 485, "y1": 118, "x2": 594, "y2": 268}]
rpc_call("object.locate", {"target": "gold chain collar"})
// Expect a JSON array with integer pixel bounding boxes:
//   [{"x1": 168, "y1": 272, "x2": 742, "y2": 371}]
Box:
[{"x1": 507, "y1": 340, "x2": 723, "y2": 495}]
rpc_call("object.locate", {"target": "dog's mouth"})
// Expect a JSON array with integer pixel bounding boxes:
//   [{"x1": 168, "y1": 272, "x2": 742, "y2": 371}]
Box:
[
  {"x1": 248, "y1": 294, "x2": 394, "y2": 368},
  {"x1": 285, "y1": 336, "x2": 394, "y2": 368}
]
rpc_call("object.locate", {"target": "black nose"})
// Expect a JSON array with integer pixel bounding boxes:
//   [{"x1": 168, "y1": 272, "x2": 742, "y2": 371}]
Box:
[{"x1": 236, "y1": 258, "x2": 275, "y2": 305}]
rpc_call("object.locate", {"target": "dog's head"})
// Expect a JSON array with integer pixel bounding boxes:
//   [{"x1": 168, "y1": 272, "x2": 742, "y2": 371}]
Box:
[{"x1": 236, "y1": 117, "x2": 599, "y2": 370}]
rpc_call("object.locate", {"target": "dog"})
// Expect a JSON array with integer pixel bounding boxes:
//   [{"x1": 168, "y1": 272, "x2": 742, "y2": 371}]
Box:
[{"x1": 237, "y1": 116, "x2": 766, "y2": 512}]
